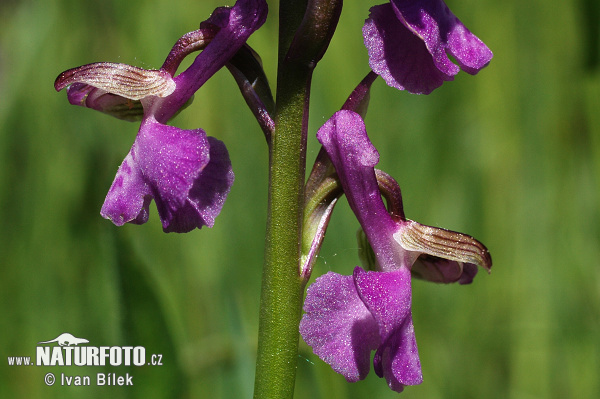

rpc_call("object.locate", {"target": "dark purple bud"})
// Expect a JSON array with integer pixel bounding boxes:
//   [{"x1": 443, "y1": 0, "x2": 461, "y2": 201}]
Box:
[{"x1": 286, "y1": 0, "x2": 343, "y2": 67}]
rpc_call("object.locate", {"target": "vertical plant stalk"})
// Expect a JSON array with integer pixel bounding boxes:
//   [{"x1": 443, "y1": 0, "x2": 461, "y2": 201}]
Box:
[
  {"x1": 254, "y1": 0, "x2": 342, "y2": 396},
  {"x1": 253, "y1": 0, "x2": 310, "y2": 398}
]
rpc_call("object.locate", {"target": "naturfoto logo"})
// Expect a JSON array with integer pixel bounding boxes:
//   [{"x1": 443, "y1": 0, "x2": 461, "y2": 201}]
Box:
[
  {"x1": 36, "y1": 332, "x2": 147, "y2": 367},
  {"x1": 7, "y1": 332, "x2": 164, "y2": 387}
]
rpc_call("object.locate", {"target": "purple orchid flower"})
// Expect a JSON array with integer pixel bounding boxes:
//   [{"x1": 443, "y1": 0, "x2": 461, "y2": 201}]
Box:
[
  {"x1": 300, "y1": 110, "x2": 491, "y2": 392},
  {"x1": 55, "y1": 0, "x2": 267, "y2": 232},
  {"x1": 363, "y1": 0, "x2": 493, "y2": 94}
]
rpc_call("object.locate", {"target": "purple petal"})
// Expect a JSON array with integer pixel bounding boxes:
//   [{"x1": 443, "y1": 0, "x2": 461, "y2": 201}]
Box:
[
  {"x1": 354, "y1": 267, "x2": 422, "y2": 391},
  {"x1": 390, "y1": 0, "x2": 492, "y2": 75},
  {"x1": 154, "y1": 0, "x2": 268, "y2": 122},
  {"x1": 101, "y1": 118, "x2": 233, "y2": 233},
  {"x1": 317, "y1": 111, "x2": 413, "y2": 271},
  {"x1": 101, "y1": 150, "x2": 152, "y2": 226},
  {"x1": 200, "y1": 4, "x2": 234, "y2": 29},
  {"x1": 412, "y1": 256, "x2": 467, "y2": 283},
  {"x1": 66, "y1": 83, "x2": 144, "y2": 121},
  {"x1": 316, "y1": 111, "x2": 383, "y2": 231},
  {"x1": 458, "y1": 263, "x2": 479, "y2": 284},
  {"x1": 363, "y1": 4, "x2": 453, "y2": 94},
  {"x1": 364, "y1": 0, "x2": 492, "y2": 94},
  {"x1": 411, "y1": 256, "x2": 479, "y2": 284},
  {"x1": 161, "y1": 136, "x2": 234, "y2": 233},
  {"x1": 161, "y1": 28, "x2": 218, "y2": 76},
  {"x1": 300, "y1": 271, "x2": 380, "y2": 382}
]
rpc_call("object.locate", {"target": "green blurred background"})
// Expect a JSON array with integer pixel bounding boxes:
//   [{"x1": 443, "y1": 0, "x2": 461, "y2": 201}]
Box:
[{"x1": 1, "y1": 0, "x2": 598, "y2": 398}]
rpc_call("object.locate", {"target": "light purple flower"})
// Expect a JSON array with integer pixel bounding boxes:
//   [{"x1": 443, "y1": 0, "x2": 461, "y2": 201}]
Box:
[
  {"x1": 300, "y1": 110, "x2": 491, "y2": 392},
  {"x1": 55, "y1": 0, "x2": 267, "y2": 232},
  {"x1": 363, "y1": 0, "x2": 493, "y2": 94}
]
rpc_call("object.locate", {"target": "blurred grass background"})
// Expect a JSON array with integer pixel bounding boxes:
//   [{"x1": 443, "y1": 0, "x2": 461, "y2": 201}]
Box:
[{"x1": 1, "y1": 0, "x2": 598, "y2": 398}]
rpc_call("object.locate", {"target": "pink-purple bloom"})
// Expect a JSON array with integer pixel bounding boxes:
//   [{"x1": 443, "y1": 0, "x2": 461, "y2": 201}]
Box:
[
  {"x1": 363, "y1": 0, "x2": 493, "y2": 94},
  {"x1": 300, "y1": 110, "x2": 491, "y2": 392},
  {"x1": 55, "y1": 0, "x2": 267, "y2": 232}
]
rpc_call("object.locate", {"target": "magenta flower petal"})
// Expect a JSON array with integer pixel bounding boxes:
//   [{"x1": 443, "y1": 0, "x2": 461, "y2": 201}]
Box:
[
  {"x1": 315, "y1": 110, "x2": 383, "y2": 230},
  {"x1": 161, "y1": 136, "x2": 234, "y2": 233},
  {"x1": 101, "y1": 150, "x2": 152, "y2": 226},
  {"x1": 300, "y1": 271, "x2": 380, "y2": 382},
  {"x1": 155, "y1": 0, "x2": 268, "y2": 122},
  {"x1": 363, "y1": 4, "x2": 454, "y2": 94},
  {"x1": 411, "y1": 255, "x2": 479, "y2": 284},
  {"x1": 300, "y1": 266, "x2": 422, "y2": 392},
  {"x1": 316, "y1": 110, "x2": 414, "y2": 271},
  {"x1": 363, "y1": 0, "x2": 492, "y2": 94},
  {"x1": 66, "y1": 83, "x2": 144, "y2": 121},
  {"x1": 101, "y1": 118, "x2": 233, "y2": 233},
  {"x1": 391, "y1": 0, "x2": 493, "y2": 74},
  {"x1": 354, "y1": 267, "x2": 422, "y2": 391}
]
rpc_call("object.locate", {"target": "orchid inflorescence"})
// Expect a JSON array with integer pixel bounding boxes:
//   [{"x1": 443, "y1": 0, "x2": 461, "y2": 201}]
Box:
[{"x1": 55, "y1": 0, "x2": 492, "y2": 395}]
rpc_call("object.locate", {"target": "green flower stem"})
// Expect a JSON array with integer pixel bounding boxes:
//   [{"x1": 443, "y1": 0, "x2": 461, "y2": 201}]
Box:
[
  {"x1": 253, "y1": 0, "x2": 310, "y2": 398},
  {"x1": 253, "y1": 72, "x2": 309, "y2": 399},
  {"x1": 254, "y1": 0, "x2": 343, "y2": 394}
]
